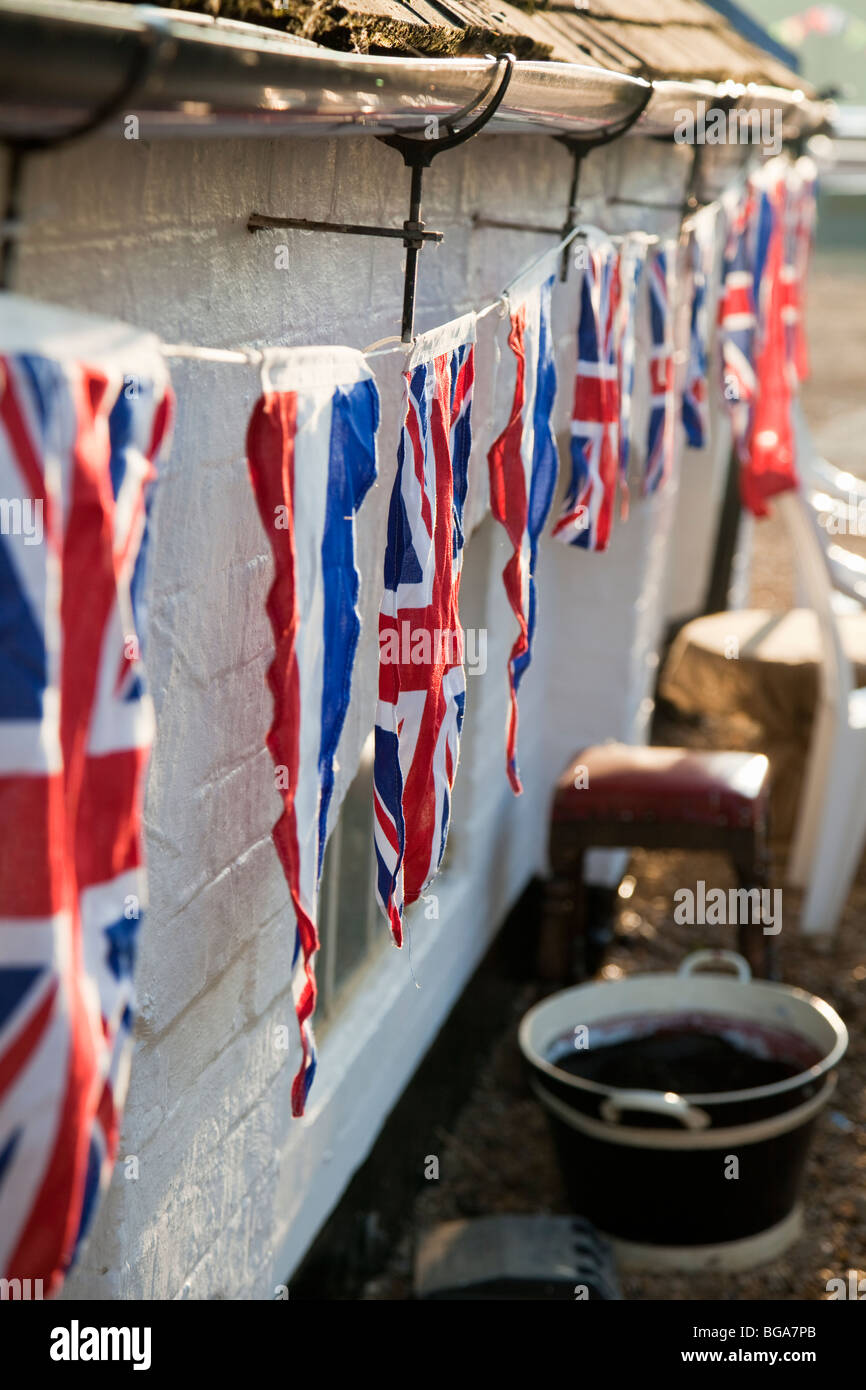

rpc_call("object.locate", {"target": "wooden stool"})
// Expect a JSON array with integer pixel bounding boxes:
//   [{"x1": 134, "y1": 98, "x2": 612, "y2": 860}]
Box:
[
  {"x1": 660, "y1": 607, "x2": 866, "y2": 843},
  {"x1": 544, "y1": 743, "x2": 776, "y2": 981}
]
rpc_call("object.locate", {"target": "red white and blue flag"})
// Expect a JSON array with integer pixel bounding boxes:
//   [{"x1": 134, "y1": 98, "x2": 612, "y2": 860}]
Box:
[
  {"x1": 718, "y1": 188, "x2": 757, "y2": 463},
  {"x1": 792, "y1": 157, "x2": 816, "y2": 383},
  {"x1": 718, "y1": 181, "x2": 774, "y2": 469},
  {"x1": 780, "y1": 157, "x2": 816, "y2": 386},
  {"x1": 616, "y1": 236, "x2": 648, "y2": 518},
  {"x1": 374, "y1": 314, "x2": 475, "y2": 945},
  {"x1": 247, "y1": 347, "x2": 378, "y2": 1115},
  {"x1": 552, "y1": 239, "x2": 620, "y2": 551},
  {"x1": 487, "y1": 263, "x2": 558, "y2": 794},
  {"x1": 741, "y1": 168, "x2": 800, "y2": 516},
  {"x1": 0, "y1": 297, "x2": 172, "y2": 1292},
  {"x1": 644, "y1": 245, "x2": 676, "y2": 494},
  {"x1": 682, "y1": 216, "x2": 714, "y2": 450}
]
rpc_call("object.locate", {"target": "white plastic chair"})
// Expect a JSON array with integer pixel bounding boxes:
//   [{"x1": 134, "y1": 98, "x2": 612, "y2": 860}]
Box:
[
  {"x1": 781, "y1": 405, "x2": 866, "y2": 936},
  {"x1": 798, "y1": 400, "x2": 866, "y2": 611}
]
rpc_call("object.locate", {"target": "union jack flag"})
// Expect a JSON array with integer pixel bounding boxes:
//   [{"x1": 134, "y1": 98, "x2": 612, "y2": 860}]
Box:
[
  {"x1": 682, "y1": 218, "x2": 713, "y2": 450},
  {"x1": 247, "y1": 347, "x2": 378, "y2": 1115},
  {"x1": 780, "y1": 157, "x2": 816, "y2": 386},
  {"x1": 792, "y1": 157, "x2": 817, "y2": 383},
  {"x1": 718, "y1": 181, "x2": 774, "y2": 468},
  {"x1": 552, "y1": 240, "x2": 620, "y2": 551},
  {"x1": 374, "y1": 314, "x2": 474, "y2": 946},
  {"x1": 616, "y1": 237, "x2": 647, "y2": 519},
  {"x1": 487, "y1": 269, "x2": 558, "y2": 794},
  {"x1": 0, "y1": 300, "x2": 172, "y2": 1293},
  {"x1": 742, "y1": 174, "x2": 799, "y2": 517},
  {"x1": 644, "y1": 245, "x2": 676, "y2": 494},
  {"x1": 718, "y1": 188, "x2": 757, "y2": 462}
]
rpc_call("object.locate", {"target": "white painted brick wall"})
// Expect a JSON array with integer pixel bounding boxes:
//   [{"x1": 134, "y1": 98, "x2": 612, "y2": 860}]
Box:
[{"x1": 9, "y1": 125, "x2": 729, "y2": 1300}]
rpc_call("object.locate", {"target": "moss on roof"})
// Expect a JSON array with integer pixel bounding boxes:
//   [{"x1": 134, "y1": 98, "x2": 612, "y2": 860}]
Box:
[{"x1": 148, "y1": 0, "x2": 809, "y2": 90}]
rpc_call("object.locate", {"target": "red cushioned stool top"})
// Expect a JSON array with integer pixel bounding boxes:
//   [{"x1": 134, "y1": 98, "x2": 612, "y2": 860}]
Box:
[{"x1": 553, "y1": 744, "x2": 771, "y2": 829}]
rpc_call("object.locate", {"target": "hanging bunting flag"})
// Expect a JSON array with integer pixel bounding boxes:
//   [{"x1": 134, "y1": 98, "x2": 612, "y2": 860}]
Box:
[
  {"x1": 616, "y1": 236, "x2": 648, "y2": 519},
  {"x1": 783, "y1": 157, "x2": 817, "y2": 385},
  {"x1": 718, "y1": 180, "x2": 775, "y2": 470},
  {"x1": 374, "y1": 313, "x2": 475, "y2": 946},
  {"x1": 643, "y1": 245, "x2": 677, "y2": 494},
  {"x1": 487, "y1": 261, "x2": 558, "y2": 795},
  {"x1": 552, "y1": 239, "x2": 621, "y2": 550},
  {"x1": 0, "y1": 297, "x2": 172, "y2": 1293},
  {"x1": 718, "y1": 187, "x2": 758, "y2": 464},
  {"x1": 682, "y1": 216, "x2": 714, "y2": 449},
  {"x1": 247, "y1": 346, "x2": 379, "y2": 1116},
  {"x1": 742, "y1": 174, "x2": 800, "y2": 516}
]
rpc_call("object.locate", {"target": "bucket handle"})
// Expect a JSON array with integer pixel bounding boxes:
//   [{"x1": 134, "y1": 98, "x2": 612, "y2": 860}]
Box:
[
  {"x1": 678, "y1": 949, "x2": 752, "y2": 983},
  {"x1": 599, "y1": 1090, "x2": 712, "y2": 1130}
]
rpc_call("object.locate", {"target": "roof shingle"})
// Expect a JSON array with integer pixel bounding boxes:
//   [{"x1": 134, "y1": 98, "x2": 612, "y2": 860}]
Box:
[{"x1": 156, "y1": 0, "x2": 809, "y2": 91}]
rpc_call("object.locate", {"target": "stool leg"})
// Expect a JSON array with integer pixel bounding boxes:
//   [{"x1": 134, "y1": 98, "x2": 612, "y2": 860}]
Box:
[
  {"x1": 584, "y1": 881, "x2": 618, "y2": 979},
  {"x1": 735, "y1": 906, "x2": 770, "y2": 979},
  {"x1": 572, "y1": 851, "x2": 588, "y2": 982},
  {"x1": 538, "y1": 852, "x2": 587, "y2": 983},
  {"x1": 539, "y1": 873, "x2": 575, "y2": 982},
  {"x1": 733, "y1": 832, "x2": 778, "y2": 980}
]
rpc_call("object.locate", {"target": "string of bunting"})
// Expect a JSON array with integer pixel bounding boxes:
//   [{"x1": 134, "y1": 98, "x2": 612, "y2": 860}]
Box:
[
  {"x1": 0, "y1": 154, "x2": 819, "y2": 1193},
  {"x1": 239, "y1": 154, "x2": 816, "y2": 1115}
]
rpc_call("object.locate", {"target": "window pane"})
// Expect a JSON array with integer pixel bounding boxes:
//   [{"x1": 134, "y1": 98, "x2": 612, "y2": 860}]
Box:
[{"x1": 331, "y1": 731, "x2": 377, "y2": 991}]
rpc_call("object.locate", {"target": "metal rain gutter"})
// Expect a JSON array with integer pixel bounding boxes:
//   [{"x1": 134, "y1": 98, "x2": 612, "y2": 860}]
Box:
[
  {"x1": 733, "y1": 84, "x2": 827, "y2": 143},
  {"x1": 637, "y1": 80, "x2": 723, "y2": 138},
  {"x1": 0, "y1": 0, "x2": 826, "y2": 145}
]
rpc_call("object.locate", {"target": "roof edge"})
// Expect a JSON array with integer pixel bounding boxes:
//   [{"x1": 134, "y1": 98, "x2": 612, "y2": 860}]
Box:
[{"x1": 0, "y1": 0, "x2": 829, "y2": 144}]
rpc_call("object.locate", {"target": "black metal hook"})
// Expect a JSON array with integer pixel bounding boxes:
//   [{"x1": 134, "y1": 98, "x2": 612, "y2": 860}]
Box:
[
  {"x1": 247, "y1": 54, "x2": 515, "y2": 343},
  {"x1": 0, "y1": 23, "x2": 169, "y2": 290},
  {"x1": 378, "y1": 53, "x2": 514, "y2": 341},
  {"x1": 555, "y1": 80, "x2": 654, "y2": 281},
  {"x1": 469, "y1": 81, "x2": 656, "y2": 277},
  {"x1": 380, "y1": 52, "x2": 515, "y2": 168},
  {"x1": 680, "y1": 141, "x2": 705, "y2": 230}
]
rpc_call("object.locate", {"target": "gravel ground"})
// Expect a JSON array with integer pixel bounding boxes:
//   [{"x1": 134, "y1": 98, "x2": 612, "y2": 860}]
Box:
[{"x1": 364, "y1": 249, "x2": 866, "y2": 1301}]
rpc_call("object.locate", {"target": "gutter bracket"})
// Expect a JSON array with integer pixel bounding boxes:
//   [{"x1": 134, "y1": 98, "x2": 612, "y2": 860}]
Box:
[
  {"x1": 469, "y1": 83, "x2": 655, "y2": 266},
  {"x1": 1, "y1": 20, "x2": 170, "y2": 290},
  {"x1": 379, "y1": 50, "x2": 515, "y2": 343},
  {"x1": 605, "y1": 143, "x2": 708, "y2": 225},
  {"x1": 680, "y1": 142, "x2": 704, "y2": 236},
  {"x1": 554, "y1": 80, "x2": 654, "y2": 282},
  {"x1": 247, "y1": 54, "x2": 515, "y2": 343}
]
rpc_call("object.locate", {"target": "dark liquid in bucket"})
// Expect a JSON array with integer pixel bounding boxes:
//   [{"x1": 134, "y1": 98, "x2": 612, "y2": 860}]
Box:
[{"x1": 556, "y1": 1024, "x2": 811, "y2": 1093}]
